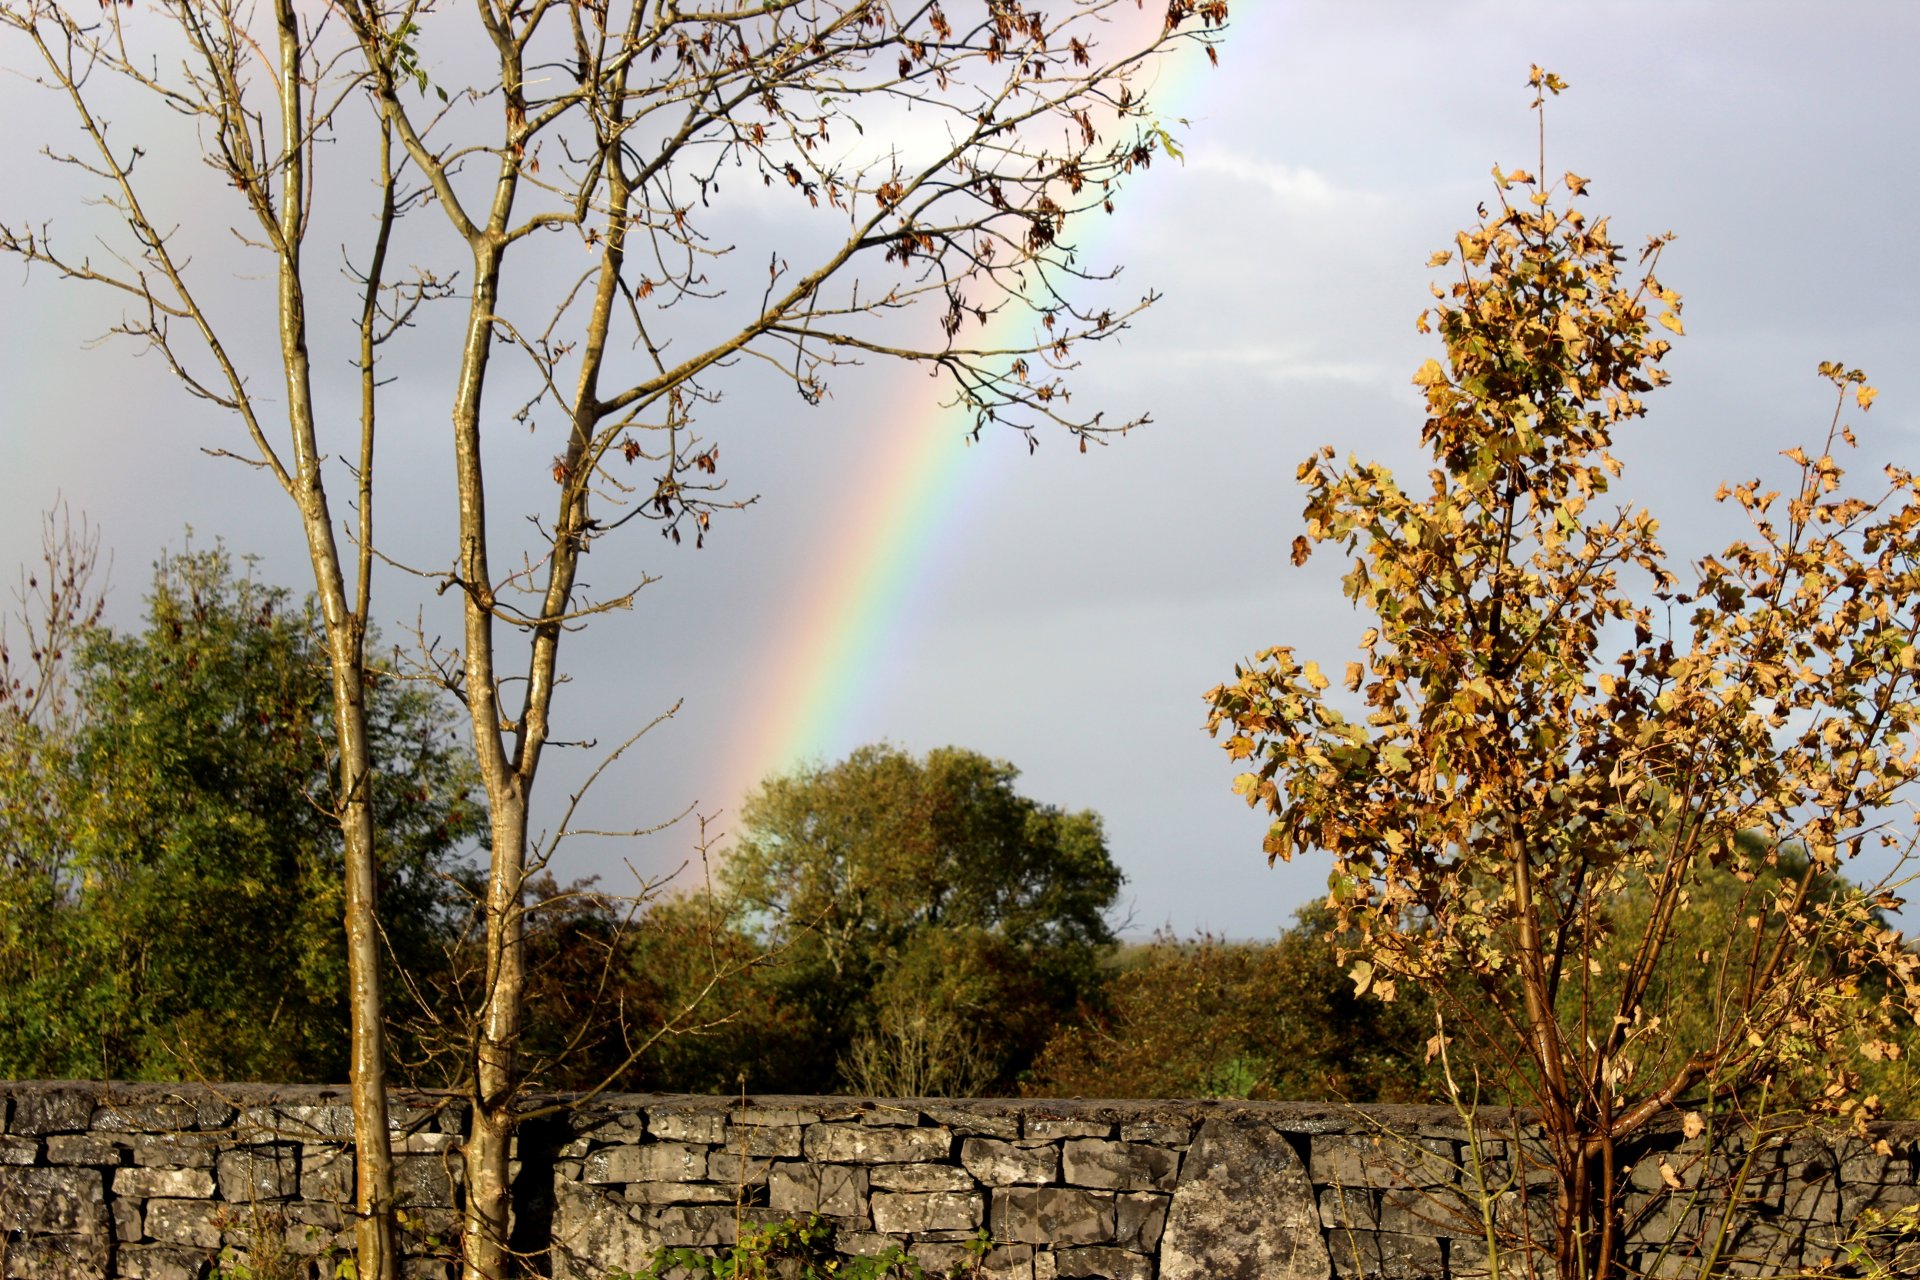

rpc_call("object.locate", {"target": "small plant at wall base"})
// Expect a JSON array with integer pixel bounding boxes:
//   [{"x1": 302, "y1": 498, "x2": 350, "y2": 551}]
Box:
[{"x1": 1208, "y1": 68, "x2": 1920, "y2": 1280}]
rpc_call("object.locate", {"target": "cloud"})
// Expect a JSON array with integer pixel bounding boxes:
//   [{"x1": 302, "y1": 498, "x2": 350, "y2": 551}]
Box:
[{"x1": 1186, "y1": 148, "x2": 1390, "y2": 214}]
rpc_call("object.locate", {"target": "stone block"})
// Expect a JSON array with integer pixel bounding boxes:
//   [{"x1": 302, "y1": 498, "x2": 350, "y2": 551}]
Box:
[
  {"x1": 242, "y1": 1102, "x2": 356, "y2": 1140},
  {"x1": 113, "y1": 1194, "x2": 143, "y2": 1242},
  {"x1": 1328, "y1": 1230, "x2": 1445, "y2": 1279},
  {"x1": 1378, "y1": 1185, "x2": 1482, "y2": 1239},
  {"x1": 908, "y1": 1242, "x2": 980, "y2": 1274},
  {"x1": 860, "y1": 1105, "x2": 926, "y2": 1127},
  {"x1": 1319, "y1": 1185, "x2": 1378, "y2": 1230},
  {"x1": 301, "y1": 1145, "x2": 355, "y2": 1203},
  {"x1": 870, "y1": 1162, "x2": 976, "y2": 1192},
  {"x1": 924, "y1": 1106, "x2": 1021, "y2": 1139},
  {"x1": 804, "y1": 1123, "x2": 952, "y2": 1164},
  {"x1": 1026, "y1": 1117, "x2": 1113, "y2": 1141},
  {"x1": 1120, "y1": 1119, "x2": 1194, "y2": 1146},
  {"x1": 963, "y1": 1137, "x2": 1059, "y2": 1185},
  {"x1": 114, "y1": 1165, "x2": 216, "y2": 1198},
  {"x1": 769, "y1": 1161, "x2": 870, "y2": 1217},
  {"x1": 94, "y1": 1097, "x2": 232, "y2": 1132},
  {"x1": 132, "y1": 1131, "x2": 218, "y2": 1168},
  {"x1": 706, "y1": 1151, "x2": 774, "y2": 1187},
  {"x1": 586, "y1": 1141, "x2": 709, "y2": 1184},
  {"x1": 649, "y1": 1110, "x2": 726, "y2": 1145},
  {"x1": 991, "y1": 1187, "x2": 1115, "y2": 1245},
  {"x1": 650, "y1": 1204, "x2": 738, "y2": 1247},
  {"x1": 871, "y1": 1190, "x2": 983, "y2": 1233},
  {"x1": 4, "y1": 1234, "x2": 110, "y2": 1278},
  {"x1": 1160, "y1": 1118, "x2": 1330, "y2": 1280},
  {"x1": 625, "y1": 1180, "x2": 737, "y2": 1204},
  {"x1": 44, "y1": 1133, "x2": 125, "y2": 1165},
  {"x1": 9, "y1": 1087, "x2": 97, "y2": 1136},
  {"x1": 1062, "y1": 1140, "x2": 1178, "y2": 1192},
  {"x1": 732, "y1": 1106, "x2": 820, "y2": 1127},
  {"x1": 1053, "y1": 1245, "x2": 1153, "y2": 1280},
  {"x1": 394, "y1": 1153, "x2": 460, "y2": 1208},
  {"x1": 1311, "y1": 1133, "x2": 1457, "y2": 1190},
  {"x1": 145, "y1": 1196, "x2": 223, "y2": 1248},
  {"x1": 1114, "y1": 1192, "x2": 1169, "y2": 1251},
  {"x1": 0, "y1": 1134, "x2": 37, "y2": 1164},
  {"x1": 726, "y1": 1123, "x2": 803, "y2": 1157},
  {"x1": 118, "y1": 1244, "x2": 212, "y2": 1280},
  {"x1": 217, "y1": 1144, "x2": 300, "y2": 1202},
  {"x1": 0, "y1": 1166, "x2": 106, "y2": 1234}
]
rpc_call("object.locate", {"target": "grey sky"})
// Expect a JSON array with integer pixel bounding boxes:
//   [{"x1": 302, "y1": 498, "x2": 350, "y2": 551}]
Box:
[{"x1": 3, "y1": 2, "x2": 1916, "y2": 939}]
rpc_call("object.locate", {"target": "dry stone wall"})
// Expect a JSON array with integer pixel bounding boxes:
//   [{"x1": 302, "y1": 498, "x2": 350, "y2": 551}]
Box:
[{"x1": 3, "y1": 1082, "x2": 1918, "y2": 1280}]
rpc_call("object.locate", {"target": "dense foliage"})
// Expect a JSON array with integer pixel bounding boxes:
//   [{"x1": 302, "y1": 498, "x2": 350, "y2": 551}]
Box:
[
  {"x1": 1206, "y1": 70, "x2": 1920, "y2": 1279},
  {"x1": 0, "y1": 546, "x2": 480, "y2": 1081}
]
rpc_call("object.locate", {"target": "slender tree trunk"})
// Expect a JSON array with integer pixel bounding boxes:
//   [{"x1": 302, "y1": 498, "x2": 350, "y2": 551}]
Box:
[{"x1": 273, "y1": 1, "x2": 396, "y2": 1273}]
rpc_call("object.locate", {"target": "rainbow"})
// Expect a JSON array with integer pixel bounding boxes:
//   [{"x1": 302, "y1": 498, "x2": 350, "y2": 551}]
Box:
[{"x1": 719, "y1": 7, "x2": 1257, "y2": 813}]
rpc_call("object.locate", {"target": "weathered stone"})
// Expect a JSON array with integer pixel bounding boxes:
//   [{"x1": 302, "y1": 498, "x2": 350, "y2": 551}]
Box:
[
  {"x1": 0, "y1": 1166, "x2": 106, "y2": 1234},
  {"x1": 44, "y1": 1132, "x2": 125, "y2": 1165},
  {"x1": 924, "y1": 1106, "x2": 1021, "y2": 1140},
  {"x1": 869, "y1": 1162, "x2": 975, "y2": 1192},
  {"x1": 706, "y1": 1151, "x2": 774, "y2": 1186},
  {"x1": 132, "y1": 1131, "x2": 218, "y2": 1168},
  {"x1": 732, "y1": 1106, "x2": 820, "y2": 1127},
  {"x1": 1026, "y1": 1117, "x2": 1113, "y2": 1140},
  {"x1": 908, "y1": 1242, "x2": 980, "y2": 1274},
  {"x1": 301, "y1": 1145, "x2": 355, "y2": 1203},
  {"x1": 1311, "y1": 1133, "x2": 1457, "y2": 1190},
  {"x1": 9, "y1": 1087, "x2": 97, "y2": 1135},
  {"x1": 769, "y1": 1161, "x2": 870, "y2": 1217},
  {"x1": 963, "y1": 1137, "x2": 1059, "y2": 1185},
  {"x1": 118, "y1": 1244, "x2": 212, "y2": 1280},
  {"x1": 871, "y1": 1190, "x2": 983, "y2": 1233},
  {"x1": 1120, "y1": 1119, "x2": 1193, "y2": 1146},
  {"x1": 113, "y1": 1193, "x2": 143, "y2": 1242},
  {"x1": 145, "y1": 1196, "x2": 223, "y2": 1247},
  {"x1": 586, "y1": 1141, "x2": 709, "y2": 1184},
  {"x1": 1160, "y1": 1118, "x2": 1331, "y2": 1280},
  {"x1": 651, "y1": 1204, "x2": 738, "y2": 1247},
  {"x1": 726, "y1": 1123, "x2": 804, "y2": 1157},
  {"x1": 622, "y1": 1180, "x2": 736, "y2": 1205},
  {"x1": 1378, "y1": 1185, "x2": 1482, "y2": 1238},
  {"x1": 394, "y1": 1129, "x2": 460, "y2": 1154},
  {"x1": 94, "y1": 1097, "x2": 232, "y2": 1132},
  {"x1": 0, "y1": 1134, "x2": 37, "y2": 1164},
  {"x1": 1328, "y1": 1229, "x2": 1445, "y2": 1279},
  {"x1": 114, "y1": 1165, "x2": 216, "y2": 1198},
  {"x1": 4, "y1": 1234, "x2": 110, "y2": 1279},
  {"x1": 804, "y1": 1123, "x2": 952, "y2": 1164},
  {"x1": 846, "y1": 1105, "x2": 916, "y2": 1128},
  {"x1": 1319, "y1": 1184, "x2": 1378, "y2": 1229},
  {"x1": 991, "y1": 1187, "x2": 1115, "y2": 1245},
  {"x1": 1053, "y1": 1245, "x2": 1153, "y2": 1280},
  {"x1": 1062, "y1": 1140, "x2": 1178, "y2": 1192},
  {"x1": 550, "y1": 1180, "x2": 658, "y2": 1279},
  {"x1": 649, "y1": 1110, "x2": 727, "y2": 1145},
  {"x1": 394, "y1": 1153, "x2": 460, "y2": 1208},
  {"x1": 1114, "y1": 1192, "x2": 1169, "y2": 1251},
  {"x1": 217, "y1": 1144, "x2": 300, "y2": 1201},
  {"x1": 241, "y1": 1102, "x2": 356, "y2": 1140}
]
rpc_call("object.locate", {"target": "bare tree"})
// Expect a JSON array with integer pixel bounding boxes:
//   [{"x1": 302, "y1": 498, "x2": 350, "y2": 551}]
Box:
[{"x1": 0, "y1": 1, "x2": 1230, "y2": 1276}]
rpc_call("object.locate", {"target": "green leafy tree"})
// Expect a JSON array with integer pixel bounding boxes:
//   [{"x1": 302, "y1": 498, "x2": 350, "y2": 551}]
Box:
[
  {"x1": 0, "y1": 544, "x2": 480, "y2": 1081},
  {"x1": 722, "y1": 743, "x2": 1123, "y2": 1094},
  {"x1": 1025, "y1": 905, "x2": 1436, "y2": 1103},
  {"x1": 1207, "y1": 70, "x2": 1920, "y2": 1280}
]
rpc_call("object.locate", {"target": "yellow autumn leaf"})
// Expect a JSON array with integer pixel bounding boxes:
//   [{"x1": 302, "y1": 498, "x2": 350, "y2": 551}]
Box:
[
  {"x1": 1345, "y1": 661, "x2": 1364, "y2": 692},
  {"x1": 1681, "y1": 1111, "x2": 1704, "y2": 1140},
  {"x1": 1412, "y1": 358, "x2": 1448, "y2": 389},
  {"x1": 1857, "y1": 385, "x2": 1879, "y2": 410},
  {"x1": 1658, "y1": 311, "x2": 1684, "y2": 336},
  {"x1": 1303, "y1": 661, "x2": 1330, "y2": 691}
]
